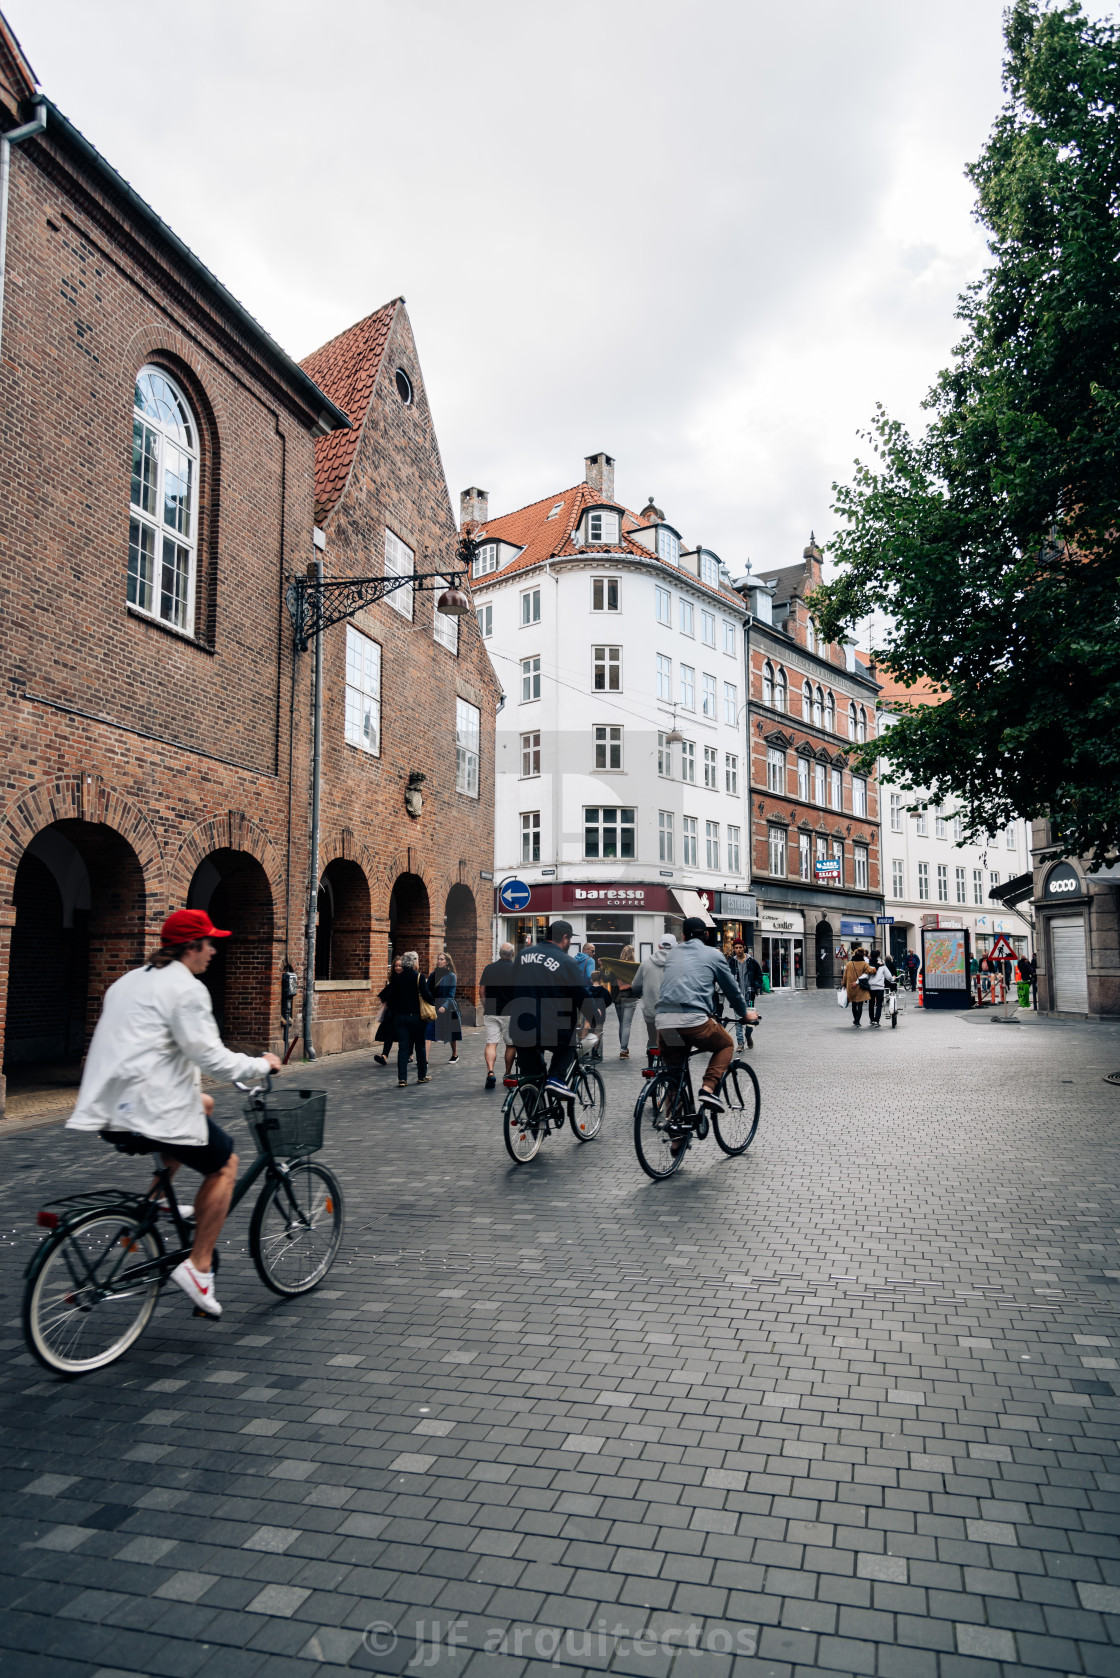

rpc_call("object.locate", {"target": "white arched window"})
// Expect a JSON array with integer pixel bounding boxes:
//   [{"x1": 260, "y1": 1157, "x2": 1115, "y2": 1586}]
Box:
[
  {"x1": 129, "y1": 366, "x2": 199, "y2": 632},
  {"x1": 774, "y1": 667, "x2": 787, "y2": 713},
  {"x1": 802, "y1": 679, "x2": 812, "y2": 717},
  {"x1": 762, "y1": 662, "x2": 774, "y2": 706},
  {"x1": 848, "y1": 700, "x2": 857, "y2": 739},
  {"x1": 813, "y1": 685, "x2": 823, "y2": 727},
  {"x1": 857, "y1": 706, "x2": 867, "y2": 743},
  {"x1": 825, "y1": 691, "x2": 835, "y2": 732}
]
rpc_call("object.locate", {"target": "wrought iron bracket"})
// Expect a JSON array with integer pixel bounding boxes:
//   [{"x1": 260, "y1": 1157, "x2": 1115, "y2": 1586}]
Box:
[{"x1": 286, "y1": 533, "x2": 480, "y2": 651}]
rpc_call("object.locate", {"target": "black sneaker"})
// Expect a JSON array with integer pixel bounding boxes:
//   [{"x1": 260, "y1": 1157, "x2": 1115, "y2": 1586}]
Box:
[{"x1": 485, "y1": 1073, "x2": 496, "y2": 1090}]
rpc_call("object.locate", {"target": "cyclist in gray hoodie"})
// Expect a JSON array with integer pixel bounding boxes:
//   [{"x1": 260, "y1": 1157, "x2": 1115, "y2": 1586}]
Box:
[{"x1": 655, "y1": 918, "x2": 756, "y2": 1111}]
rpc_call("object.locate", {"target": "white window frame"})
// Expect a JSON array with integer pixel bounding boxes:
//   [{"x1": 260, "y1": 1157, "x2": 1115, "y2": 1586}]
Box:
[
  {"x1": 972, "y1": 869, "x2": 984, "y2": 904},
  {"x1": 594, "y1": 724, "x2": 623, "y2": 770},
  {"x1": 854, "y1": 845, "x2": 869, "y2": 891},
  {"x1": 679, "y1": 599, "x2": 695, "y2": 637},
  {"x1": 853, "y1": 776, "x2": 868, "y2": 818},
  {"x1": 814, "y1": 762, "x2": 826, "y2": 805},
  {"x1": 659, "y1": 809, "x2": 674, "y2": 863},
  {"x1": 521, "y1": 731, "x2": 540, "y2": 778},
  {"x1": 455, "y1": 698, "x2": 480, "y2": 797},
  {"x1": 699, "y1": 552, "x2": 719, "y2": 587},
  {"x1": 658, "y1": 731, "x2": 672, "y2": 777},
  {"x1": 476, "y1": 602, "x2": 493, "y2": 639},
  {"x1": 682, "y1": 815, "x2": 698, "y2": 867},
  {"x1": 799, "y1": 832, "x2": 811, "y2": 881},
  {"x1": 521, "y1": 811, "x2": 541, "y2": 864},
  {"x1": 774, "y1": 668, "x2": 787, "y2": 713},
  {"x1": 890, "y1": 793, "x2": 903, "y2": 831},
  {"x1": 344, "y1": 624, "x2": 381, "y2": 756},
  {"x1": 955, "y1": 865, "x2": 966, "y2": 903},
  {"x1": 702, "y1": 673, "x2": 717, "y2": 719},
  {"x1": 830, "y1": 767, "x2": 842, "y2": 810},
  {"x1": 655, "y1": 586, "x2": 671, "y2": 626},
  {"x1": 725, "y1": 753, "x2": 739, "y2": 795},
  {"x1": 521, "y1": 587, "x2": 541, "y2": 626},
  {"x1": 723, "y1": 620, "x2": 736, "y2": 656},
  {"x1": 681, "y1": 740, "x2": 696, "y2": 783},
  {"x1": 587, "y1": 510, "x2": 620, "y2": 545},
  {"x1": 385, "y1": 528, "x2": 414, "y2": 619},
  {"x1": 937, "y1": 863, "x2": 949, "y2": 902},
  {"x1": 700, "y1": 610, "x2": 716, "y2": 647},
  {"x1": 798, "y1": 757, "x2": 810, "y2": 800},
  {"x1": 935, "y1": 811, "x2": 947, "y2": 840},
  {"x1": 593, "y1": 645, "x2": 621, "y2": 691},
  {"x1": 656, "y1": 653, "x2": 672, "y2": 701},
  {"x1": 915, "y1": 808, "x2": 928, "y2": 836},
  {"x1": 129, "y1": 365, "x2": 199, "y2": 633},
  {"x1": 766, "y1": 748, "x2": 785, "y2": 793},
  {"x1": 592, "y1": 576, "x2": 619, "y2": 611},
  {"x1": 704, "y1": 745, "x2": 718, "y2": 788},
  {"x1": 892, "y1": 858, "x2": 904, "y2": 899},
  {"x1": 763, "y1": 663, "x2": 775, "y2": 706},
  {"x1": 472, "y1": 542, "x2": 498, "y2": 578},
  {"x1": 680, "y1": 664, "x2": 695, "y2": 710},
  {"x1": 728, "y1": 826, "x2": 741, "y2": 874},
  {"x1": 657, "y1": 526, "x2": 680, "y2": 564},
  {"x1": 521, "y1": 655, "x2": 541, "y2": 703},
  {"x1": 584, "y1": 805, "x2": 636, "y2": 860},
  {"x1": 705, "y1": 820, "x2": 720, "y2": 870},
  {"x1": 918, "y1": 861, "x2": 930, "y2": 901},
  {"x1": 723, "y1": 681, "x2": 737, "y2": 725},
  {"x1": 768, "y1": 825, "x2": 786, "y2": 876}
]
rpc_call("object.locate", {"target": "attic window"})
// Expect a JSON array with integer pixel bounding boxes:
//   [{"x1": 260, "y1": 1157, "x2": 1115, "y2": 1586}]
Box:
[
  {"x1": 587, "y1": 510, "x2": 620, "y2": 544},
  {"x1": 699, "y1": 552, "x2": 720, "y2": 588},
  {"x1": 394, "y1": 368, "x2": 413, "y2": 405},
  {"x1": 656, "y1": 527, "x2": 680, "y2": 565},
  {"x1": 472, "y1": 542, "x2": 498, "y2": 579},
  {"x1": 546, "y1": 503, "x2": 563, "y2": 520}
]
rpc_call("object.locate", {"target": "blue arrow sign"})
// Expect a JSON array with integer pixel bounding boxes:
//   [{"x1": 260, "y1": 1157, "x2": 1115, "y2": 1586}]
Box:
[{"x1": 499, "y1": 878, "x2": 532, "y2": 912}]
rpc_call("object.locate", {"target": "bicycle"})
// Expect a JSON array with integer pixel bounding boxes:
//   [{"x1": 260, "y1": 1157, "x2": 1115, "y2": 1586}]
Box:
[
  {"x1": 502, "y1": 1043, "x2": 606, "y2": 1164},
  {"x1": 22, "y1": 1075, "x2": 344, "y2": 1376},
  {"x1": 633, "y1": 1042, "x2": 760, "y2": 1181},
  {"x1": 885, "y1": 980, "x2": 904, "y2": 1028}
]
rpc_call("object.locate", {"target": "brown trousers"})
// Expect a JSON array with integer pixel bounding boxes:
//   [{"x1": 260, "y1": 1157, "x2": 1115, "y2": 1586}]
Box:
[{"x1": 657, "y1": 1016, "x2": 735, "y2": 1093}]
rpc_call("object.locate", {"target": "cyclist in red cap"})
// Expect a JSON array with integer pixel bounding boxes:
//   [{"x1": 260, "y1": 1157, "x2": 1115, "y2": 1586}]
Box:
[{"x1": 68, "y1": 907, "x2": 281, "y2": 1317}]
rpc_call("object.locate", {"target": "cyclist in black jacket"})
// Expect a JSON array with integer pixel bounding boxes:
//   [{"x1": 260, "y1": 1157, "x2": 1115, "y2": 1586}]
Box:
[{"x1": 506, "y1": 921, "x2": 595, "y2": 1101}]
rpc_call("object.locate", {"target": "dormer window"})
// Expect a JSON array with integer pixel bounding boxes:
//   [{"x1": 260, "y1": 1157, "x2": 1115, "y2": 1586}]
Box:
[
  {"x1": 473, "y1": 542, "x2": 498, "y2": 578},
  {"x1": 699, "y1": 552, "x2": 720, "y2": 588},
  {"x1": 587, "y1": 509, "x2": 620, "y2": 544},
  {"x1": 656, "y1": 526, "x2": 680, "y2": 564}
]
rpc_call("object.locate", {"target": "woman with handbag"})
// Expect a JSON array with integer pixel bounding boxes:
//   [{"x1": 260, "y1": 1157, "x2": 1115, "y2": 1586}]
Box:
[
  {"x1": 379, "y1": 951, "x2": 435, "y2": 1086},
  {"x1": 842, "y1": 945, "x2": 873, "y2": 1028},
  {"x1": 427, "y1": 950, "x2": 463, "y2": 1063}
]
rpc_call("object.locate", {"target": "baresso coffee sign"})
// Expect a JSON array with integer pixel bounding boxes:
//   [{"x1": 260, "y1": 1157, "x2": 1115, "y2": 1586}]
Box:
[
  {"x1": 494, "y1": 882, "x2": 676, "y2": 914},
  {"x1": 1043, "y1": 861, "x2": 1084, "y2": 901}
]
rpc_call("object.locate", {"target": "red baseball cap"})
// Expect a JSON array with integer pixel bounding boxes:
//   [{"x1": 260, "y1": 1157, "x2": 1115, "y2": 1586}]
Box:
[{"x1": 161, "y1": 908, "x2": 231, "y2": 945}]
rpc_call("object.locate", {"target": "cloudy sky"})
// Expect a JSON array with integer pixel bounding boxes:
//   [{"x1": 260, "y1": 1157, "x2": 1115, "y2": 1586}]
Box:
[{"x1": 14, "y1": 1, "x2": 1098, "y2": 573}]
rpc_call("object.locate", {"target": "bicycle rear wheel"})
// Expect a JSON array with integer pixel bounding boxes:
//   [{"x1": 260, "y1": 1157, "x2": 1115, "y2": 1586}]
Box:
[
  {"x1": 634, "y1": 1075, "x2": 686, "y2": 1180},
  {"x1": 570, "y1": 1065, "x2": 605, "y2": 1140},
  {"x1": 24, "y1": 1210, "x2": 164, "y2": 1375},
  {"x1": 249, "y1": 1161, "x2": 344, "y2": 1296},
  {"x1": 504, "y1": 1089, "x2": 543, "y2": 1163},
  {"x1": 713, "y1": 1061, "x2": 761, "y2": 1154}
]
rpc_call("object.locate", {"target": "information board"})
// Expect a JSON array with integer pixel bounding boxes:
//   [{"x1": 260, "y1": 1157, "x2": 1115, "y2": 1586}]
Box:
[{"x1": 923, "y1": 928, "x2": 967, "y2": 989}]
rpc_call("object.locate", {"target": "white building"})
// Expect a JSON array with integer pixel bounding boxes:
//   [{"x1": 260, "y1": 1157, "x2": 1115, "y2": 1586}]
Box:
[
  {"x1": 467, "y1": 453, "x2": 755, "y2": 962},
  {"x1": 877, "y1": 687, "x2": 1033, "y2": 966}
]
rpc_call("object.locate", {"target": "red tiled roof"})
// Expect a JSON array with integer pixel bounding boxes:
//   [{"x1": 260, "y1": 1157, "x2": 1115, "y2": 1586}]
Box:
[
  {"x1": 300, "y1": 300, "x2": 399, "y2": 522},
  {"x1": 875, "y1": 671, "x2": 946, "y2": 706},
  {"x1": 476, "y1": 482, "x2": 743, "y2": 608}
]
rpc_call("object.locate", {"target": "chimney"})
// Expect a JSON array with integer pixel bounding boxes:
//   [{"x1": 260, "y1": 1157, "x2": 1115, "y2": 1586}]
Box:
[
  {"x1": 584, "y1": 452, "x2": 615, "y2": 502},
  {"x1": 460, "y1": 486, "x2": 489, "y2": 530}
]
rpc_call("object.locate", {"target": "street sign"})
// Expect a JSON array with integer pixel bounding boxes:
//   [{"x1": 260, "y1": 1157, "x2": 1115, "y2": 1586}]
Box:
[
  {"x1": 987, "y1": 932, "x2": 1018, "y2": 961},
  {"x1": 498, "y1": 878, "x2": 531, "y2": 912},
  {"x1": 876, "y1": 915, "x2": 894, "y2": 924}
]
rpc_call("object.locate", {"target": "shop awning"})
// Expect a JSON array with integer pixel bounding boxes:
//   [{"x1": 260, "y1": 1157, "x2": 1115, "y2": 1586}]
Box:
[
  {"x1": 670, "y1": 889, "x2": 715, "y2": 928},
  {"x1": 989, "y1": 872, "x2": 1033, "y2": 908}
]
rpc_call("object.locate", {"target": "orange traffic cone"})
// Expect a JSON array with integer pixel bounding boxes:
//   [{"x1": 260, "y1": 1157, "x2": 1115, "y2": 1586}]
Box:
[{"x1": 917, "y1": 969, "x2": 923, "y2": 1008}]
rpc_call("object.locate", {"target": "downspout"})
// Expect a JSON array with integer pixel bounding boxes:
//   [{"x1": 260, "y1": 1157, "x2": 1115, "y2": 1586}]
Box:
[
  {"x1": 0, "y1": 101, "x2": 47, "y2": 356},
  {"x1": 302, "y1": 551, "x2": 324, "y2": 1060}
]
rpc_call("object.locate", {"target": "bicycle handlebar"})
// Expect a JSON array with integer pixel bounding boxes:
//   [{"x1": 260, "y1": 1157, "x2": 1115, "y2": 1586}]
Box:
[{"x1": 234, "y1": 1071, "x2": 273, "y2": 1097}]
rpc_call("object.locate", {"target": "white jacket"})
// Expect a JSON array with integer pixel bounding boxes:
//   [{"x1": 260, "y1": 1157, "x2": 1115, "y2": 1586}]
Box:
[
  {"x1": 868, "y1": 962, "x2": 890, "y2": 992},
  {"x1": 68, "y1": 960, "x2": 271, "y2": 1146}
]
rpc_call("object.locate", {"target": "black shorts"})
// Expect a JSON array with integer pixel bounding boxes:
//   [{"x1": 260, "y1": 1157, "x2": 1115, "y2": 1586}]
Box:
[{"x1": 101, "y1": 1118, "x2": 235, "y2": 1176}]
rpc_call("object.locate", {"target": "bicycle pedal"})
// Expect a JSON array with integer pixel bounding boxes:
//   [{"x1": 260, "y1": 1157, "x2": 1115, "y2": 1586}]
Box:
[
  {"x1": 696, "y1": 1115, "x2": 710, "y2": 1140},
  {"x1": 192, "y1": 1306, "x2": 220, "y2": 1320}
]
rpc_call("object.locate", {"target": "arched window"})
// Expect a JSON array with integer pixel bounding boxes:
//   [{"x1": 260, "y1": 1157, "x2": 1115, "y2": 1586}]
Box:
[
  {"x1": 825, "y1": 691, "x2": 835, "y2": 732},
  {"x1": 806, "y1": 623, "x2": 816, "y2": 655},
  {"x1": 857, "y1": 706, "x2": 867, "y2": 743},
  {"x1": 762, "y1": 662, "x2": 774, "y2": 706},
  {"x1": 848, "y1": 700, "x2": 857, "y2": 739},
  {"x1": 813, "y1": 685, "x2": 823, "y2": 727},
  {"x1": 129, "y1": 366, "x2": 199, "y2": 632},
  {"x1": 802, "y1": 679, "x2": 812, "y2": 717},
  {"x1": 774, "y1": 667, "x2": 787, "y2": 713}
]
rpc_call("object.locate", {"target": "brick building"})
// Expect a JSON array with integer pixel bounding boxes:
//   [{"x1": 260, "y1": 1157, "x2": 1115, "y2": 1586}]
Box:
[
  {"x1": 738, "y1": 541, "x2": 884, "y2": 989},
  {"x1": 297, "y1": 303, "x2": 499, "y2": 1052}
]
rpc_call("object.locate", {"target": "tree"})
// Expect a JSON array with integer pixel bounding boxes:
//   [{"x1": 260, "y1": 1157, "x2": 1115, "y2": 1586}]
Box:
[{"x1": 810, "y1": 0, "x2": 1120, "y2": 865}]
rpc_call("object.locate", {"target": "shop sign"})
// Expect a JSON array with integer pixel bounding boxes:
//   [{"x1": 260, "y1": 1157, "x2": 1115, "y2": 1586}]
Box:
[
  {"x1": 718, "y1": 892, "x2": 758, "y2": 920},
  {"x1": 498, "y1": 882, "x2": 675, "y2": 915},
  {"x1": 815, "y1": 859, "x2": 840, "y2": 878},
  {"x1": 571, "y1": 886, "x2": 651, "y2": 904},
  {"x1": 1043, "y1": 861, "x2": 1084, "y2": 901},
  {"x1": 761, "y1": 910, "x2": 804, "y2": 933}
]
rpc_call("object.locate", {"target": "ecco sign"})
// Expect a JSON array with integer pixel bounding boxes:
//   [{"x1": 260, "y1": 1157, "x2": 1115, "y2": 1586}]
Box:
[{"x1": 1044, "y1": 862, "x2": 1083, "y2": 900}]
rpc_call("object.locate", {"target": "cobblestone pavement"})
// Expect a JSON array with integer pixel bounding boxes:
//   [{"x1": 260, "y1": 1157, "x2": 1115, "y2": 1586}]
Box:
[{"x1": 0, "y1": 991, "x2": 1118, "y2": 1678}]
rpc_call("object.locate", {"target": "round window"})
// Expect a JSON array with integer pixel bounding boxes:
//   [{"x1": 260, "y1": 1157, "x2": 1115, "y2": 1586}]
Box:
[{"x1": 394, "y1": 368, "x2": 413, "y2": 405}]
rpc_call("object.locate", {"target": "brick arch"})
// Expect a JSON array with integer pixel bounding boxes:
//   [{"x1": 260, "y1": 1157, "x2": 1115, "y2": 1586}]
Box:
[
  {"x1": 317, "y1": 827, "x2": 378, "y2": 888},
  {"x1": 379, "y1": 849, "x2": 440, "y2": 897},
  {"x1": 171, "y1": 811, "x2": 281, "y2": 910},
  {"x1": 0, "y1": 776, "x2": 166, "y2": 923},
  {"x1": 118, "y1": 325, "x2": 233, "y2": 435}
]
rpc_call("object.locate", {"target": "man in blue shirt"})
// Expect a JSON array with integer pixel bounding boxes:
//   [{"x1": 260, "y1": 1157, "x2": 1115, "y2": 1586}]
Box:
[{"x1": 656, "y1": 919, "x2": 755, "y2": 1112}]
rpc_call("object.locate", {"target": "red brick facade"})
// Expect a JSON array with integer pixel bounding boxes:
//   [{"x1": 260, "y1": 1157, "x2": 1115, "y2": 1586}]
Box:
[{"x1": 299, "y1": 303, "x2": 500, "y2": 1054}]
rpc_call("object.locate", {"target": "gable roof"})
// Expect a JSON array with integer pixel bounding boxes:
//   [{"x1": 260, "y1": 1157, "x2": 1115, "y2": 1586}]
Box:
[
  {"x1": 475, "y1": 481, "x2": 744, "y2": 609},
  {"x1": 300, "y1": 300, "x2": 398, "y2": 523},
  {"x1": 0, "y1": 10, "x2": 37, "y2": 121}
]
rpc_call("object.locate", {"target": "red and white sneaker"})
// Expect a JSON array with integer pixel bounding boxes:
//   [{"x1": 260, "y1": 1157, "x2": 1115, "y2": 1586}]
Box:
[{"x1": 171, "y1": 1259, "x2": 222, "y2": 1317}]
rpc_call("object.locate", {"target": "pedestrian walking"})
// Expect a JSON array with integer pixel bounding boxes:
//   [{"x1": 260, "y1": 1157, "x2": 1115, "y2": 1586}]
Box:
[
  {"x1": 610, "y1": 944, "x2": 639, "y2": 1059},
  {"x1": 630, "y1": 934, "x2": 676, "y2": 1063},
  {"x1": 843, "y1": 945, "x2": 873, "y2": 1027},
  {"x1": 379, "y1": 952, "x2": 435, "y2": 1087},
  {"x1": 1016, "y1": 953, "x2": 1033, "y2": 1010},
  {"x1": 479, "y1": 941, "x2": 517, "y2": 1090},
  {"x1": 906, "y1": 949, "x2": 919, "y2": 991},
  {"x1": 426, "y1": 950, "x2": 462, "y2": 1063},
  {"x1": 374, "y1": 956, "x2": 404, "y2": 1067},
  {"x1": 867, "y1": 948, "x2": 890, "y2": 1027},
  {"x1": 725, "y1": 939, "x2": 761, "y2": 1051},
  {"x1": 1026, "y1": 952, "x2": 1038, "y2": 1009}
]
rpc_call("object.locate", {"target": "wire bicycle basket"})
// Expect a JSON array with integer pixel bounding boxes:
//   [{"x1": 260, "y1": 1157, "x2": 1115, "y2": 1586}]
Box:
[{"x1": 250, "y1": 1089, "x2": 326, "y2": 1157}]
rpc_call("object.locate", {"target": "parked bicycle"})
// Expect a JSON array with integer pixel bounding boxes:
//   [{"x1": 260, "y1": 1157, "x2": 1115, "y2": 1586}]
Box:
[
  {"x1": 23, "y1": 1075, "x2": 344, "y2": 1376},
  {"x1": 633, "y1": 1047, "x2": 760, "y2": 1180},
  {"x1": 885, "y1": 978, "x2": 904, "y2": 1028},
  {"x1": 503, "y1": 1044, "x2": 606, "y2": 1164}
]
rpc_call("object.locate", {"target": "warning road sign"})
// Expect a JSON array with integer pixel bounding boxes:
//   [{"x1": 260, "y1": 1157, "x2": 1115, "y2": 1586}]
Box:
[{"x1": 987, "y1": 933, "x2": 1018, "y2": 961}]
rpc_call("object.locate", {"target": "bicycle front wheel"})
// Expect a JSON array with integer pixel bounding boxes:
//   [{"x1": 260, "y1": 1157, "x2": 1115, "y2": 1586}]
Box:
[
  {"x1": 24, "y1": 1210, "x2": 164, "y2": 1375},
  {"x1": 570, "y1": 1066, "x2": 605, "y2": 1140},
  {"x1": 714, "y1": 1061, "x2": 761, "y2": 1155},
  {"x1": 249, "y1": 1161, "x2": 344, "y2": 1296},
  {"x1": 634, "y1": 1075, "x2": 686, "y2": 1180},
  {"x1": 504, "y1": 1089, "x2": 543, "y2": 1164}
]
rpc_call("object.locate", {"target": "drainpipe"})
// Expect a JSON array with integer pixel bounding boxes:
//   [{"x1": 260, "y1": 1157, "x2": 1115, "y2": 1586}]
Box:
[
  {"x1": 302, "y1": 551, "x2": 324, "y2": 1060},
  {"x1": 0, "y1": 102, "x2": 47, "y2": 356}
]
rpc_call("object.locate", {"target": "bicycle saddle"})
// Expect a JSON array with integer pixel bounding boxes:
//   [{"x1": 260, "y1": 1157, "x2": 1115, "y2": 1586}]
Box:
[{"x1": 99, "y1": 1129, "x2": 159, "y2": 1156}]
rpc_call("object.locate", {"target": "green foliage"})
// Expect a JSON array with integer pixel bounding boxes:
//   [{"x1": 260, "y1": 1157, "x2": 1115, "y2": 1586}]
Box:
[{"x1": 810, "y1": 0, "x2": 1120, "y2": 864}]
